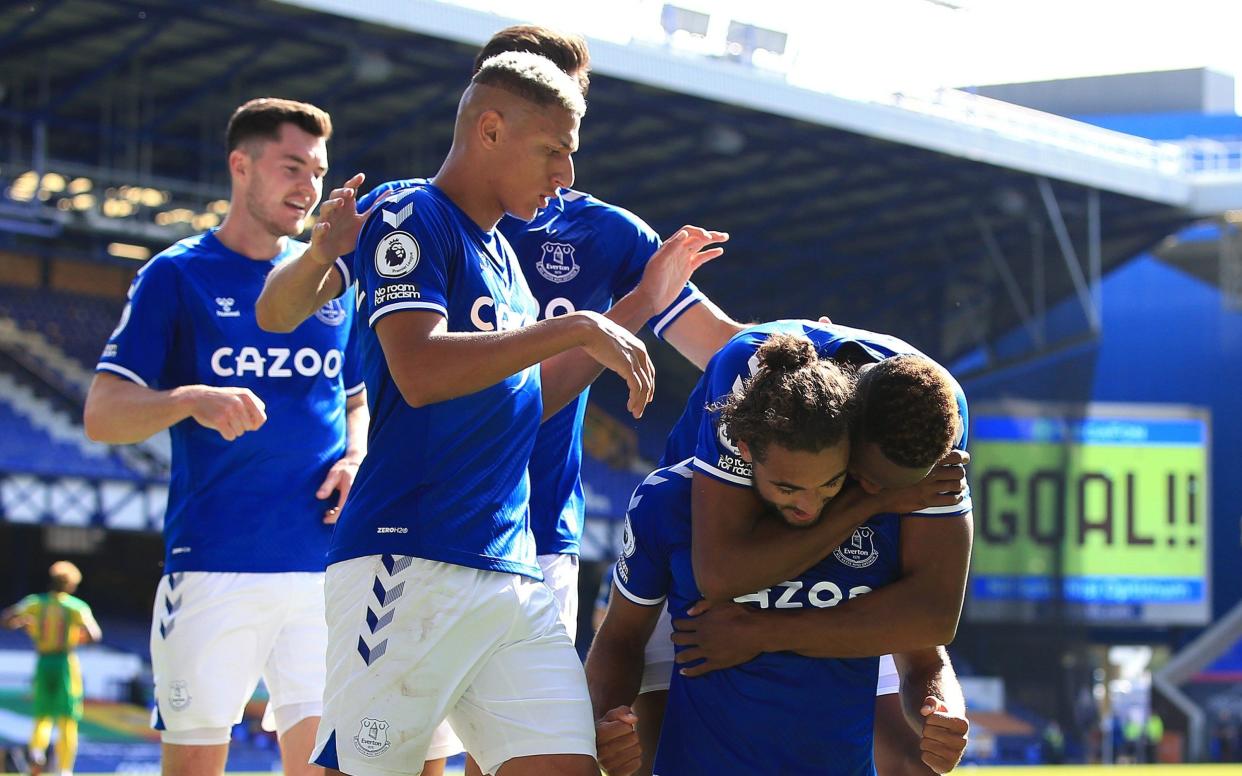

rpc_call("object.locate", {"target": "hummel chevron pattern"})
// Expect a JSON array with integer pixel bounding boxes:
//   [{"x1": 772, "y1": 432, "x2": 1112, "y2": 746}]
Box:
[
  {"x1": 357, "y1": 555, "x2": 411, "y2": 666},
  {"x1": 158, "y1": 573, "x2": 185, "y2": 639}
]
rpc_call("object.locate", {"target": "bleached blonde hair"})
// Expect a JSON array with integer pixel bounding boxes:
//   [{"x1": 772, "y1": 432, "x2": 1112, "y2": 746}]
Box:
[{"x1": 472, "y1": 50, "x2": 587, "y2": 117}]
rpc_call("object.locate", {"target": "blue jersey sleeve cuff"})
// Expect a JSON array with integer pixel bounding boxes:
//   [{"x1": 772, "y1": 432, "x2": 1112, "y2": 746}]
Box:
[
  {"x1": 613, "y1": 578, "x2": 666, "y2": 607},
  {"x1": 333, "y1": 256, "x2": 353, "y2": 295},
  {"x1": 691, "y1": 456, "x2": 753, "y2": 487},
  {"x1": 95, "y1": 362, "x2": 150, "y2": 388},
  {"x1": 344, "y1": 381, "x2": 366, "y2": 397},
  {"x1": 368, "y1": 300, "x2": 448, "y2": 329},
  {"x1": 649, "y1": 285, "x2": 705, "y2": 340}
]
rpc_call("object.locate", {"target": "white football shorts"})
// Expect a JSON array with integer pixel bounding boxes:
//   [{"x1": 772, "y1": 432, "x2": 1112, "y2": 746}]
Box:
[
  {"x1": 150, "y1": 571, "x2": 326, "y2": 744},
  {"x1": 538, "y1": 552, "x2": 580, "y2": 643},
  {"x1": 311, "y1": 555, "x2": 595, "y2": 776}
]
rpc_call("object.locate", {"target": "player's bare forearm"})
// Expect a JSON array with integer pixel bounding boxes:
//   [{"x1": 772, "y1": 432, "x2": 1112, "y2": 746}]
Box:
[
  {"x1": 692, "y1": 476, "x2": 883, "y2": 601},
  {"x1": 379, "y1": 310, "x2": 606, "y2": 408},
  {"x1": 585, "y1": 637, "x2": 647, "y2": 721},
  {"x1": 256, "y1": 245, "x2": 343, "y2": 332},
  {"x1": 895, "y1": 648, "x2": 963, "y2": 726},
  {"x1": 80, "y1": 621, "x2": 103, "y2": 644},
  {"x1": 755, "y1": 515, "x2": 972, "y2": 656},
  {"x1": 84, "y1": 373, "x2": 196, "y2": 444},
  {"x1": 540, "y1": 289, "x2": 656, "y2": 418},
  {"x1": 874, "y1": 694, "x2": 934, "y2": 776},
  {"x1": 0, "y1": 607, "x2": 22, "y2": 630},
  {"x1": 663, "y1": 300, "x2": 745, "y2": 371},
  {"x1": 585, "y1": 591, "x2": 662, "y2": 717},
  {"x1": 895, "y1": 648, "x2": 969, "y2": 774}
]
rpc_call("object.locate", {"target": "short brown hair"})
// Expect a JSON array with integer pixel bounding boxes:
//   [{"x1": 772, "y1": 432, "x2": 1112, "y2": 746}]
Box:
[
  {"x1": 715, "y1": 334, "x2": 855, "y2": 461},
  {"x1": 226, "y1": 98, "x2": 332, "y2": 154},
  {"x1": 854, "y1": 355, "x2": 959, "y2": 469},
  {"x1": 474, "y1": 25, "x2": 591, "y2": 95},
  {"x1": 49, "y1": 561, "x2": 82, "y2": 593}
]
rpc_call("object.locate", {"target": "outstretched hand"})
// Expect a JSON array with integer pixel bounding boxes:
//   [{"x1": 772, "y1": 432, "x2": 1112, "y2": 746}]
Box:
[
  {"x1": 308, "y1": 172, "x2": 371, "y2": 264},
  {"x1": 637, "y1": 226, "x2": 728, "y2": 314}
]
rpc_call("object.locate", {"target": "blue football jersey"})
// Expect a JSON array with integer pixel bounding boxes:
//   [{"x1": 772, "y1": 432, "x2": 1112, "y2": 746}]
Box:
[
  {"x1": 327, "y1": 184, "x2": 543, "y2": 578},
  {"x1": 96, "y1": 231, "x2": 363, "y2": 573},
  {"x1": 615, "y1": 460, "x2": 900, "y2": 776},
  {"x1": 660, "y1": 320, "x2": 972, "y2": 518},
  {"x1": 354, "y1": 181, "x2": 704, "y2": 557}
]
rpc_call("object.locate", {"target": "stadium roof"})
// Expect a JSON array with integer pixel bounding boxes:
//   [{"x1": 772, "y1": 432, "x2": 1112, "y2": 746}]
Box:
[{"x1": 2, "y1": 0, "x2": 1239, "y2": 381}]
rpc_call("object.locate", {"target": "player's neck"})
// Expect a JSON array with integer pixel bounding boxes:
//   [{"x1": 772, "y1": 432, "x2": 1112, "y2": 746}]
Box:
[
  {"x1": 432, "y1": 157, "x2": 502, "y2": 232},
  {"x1": 215, "y1": 207, "x2": 287, "y2": 261}
]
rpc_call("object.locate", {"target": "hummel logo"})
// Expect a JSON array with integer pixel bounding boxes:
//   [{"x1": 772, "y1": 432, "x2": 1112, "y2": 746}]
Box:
[{"x1": 215, "y1": 297, "x2": 240, "y2": 318}]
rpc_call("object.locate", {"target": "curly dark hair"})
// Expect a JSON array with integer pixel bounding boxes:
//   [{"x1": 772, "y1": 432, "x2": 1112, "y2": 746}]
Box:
[
  {"x1": 714, "y1": 334, "x2": 855, "y2": 462},
  {"x1": 473, "y1": 25, "x2": 591, "y2": 96},
  {"x1": 854, "y1": 354, "x2": 959, "y2": 469}
]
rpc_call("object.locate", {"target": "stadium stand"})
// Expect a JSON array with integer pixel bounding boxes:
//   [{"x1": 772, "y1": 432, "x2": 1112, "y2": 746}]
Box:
[{"x1": 5, "y1": 0, "x2": 1242, "y2": 770}]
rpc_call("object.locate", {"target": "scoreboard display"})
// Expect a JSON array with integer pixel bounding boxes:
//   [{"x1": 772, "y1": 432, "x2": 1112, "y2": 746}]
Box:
[{"x1": 967, "y1": 401, "x2": 1210, "y2": 626}]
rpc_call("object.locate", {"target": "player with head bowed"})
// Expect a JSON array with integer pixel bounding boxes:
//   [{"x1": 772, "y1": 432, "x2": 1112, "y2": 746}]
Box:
[
  {"x1": 588, "y1": 334, "x2": 970, "y2": 776},
  {"x1": 257, "y1": 29, "x2": 732, "y2": 774},
  {"x1": 284, "y1": 51, "x2": 727, "y2": 776}
]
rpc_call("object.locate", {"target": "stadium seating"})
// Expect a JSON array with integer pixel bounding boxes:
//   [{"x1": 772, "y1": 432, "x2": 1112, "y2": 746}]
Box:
[
  {"x1": 0, "y1": 284, "x2": 171, "y2": 473},
  {"x1": 0, "y1": 285, "x2": 122, "y2": 377},
  {"x1": 0, "y1": 371, "x2": 136, "y2": 480}
]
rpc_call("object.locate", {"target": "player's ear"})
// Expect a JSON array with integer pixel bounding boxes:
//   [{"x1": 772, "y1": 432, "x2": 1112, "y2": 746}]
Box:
[
  {"x1": 227, "y1": 147, "x2": 251, "y2": 183},
  {"x1": 737, "y1": 439, "x2": 754, "y2": 464},
  {"x1": 478, "y1": 109, "x2": 503, "y2": 150}
]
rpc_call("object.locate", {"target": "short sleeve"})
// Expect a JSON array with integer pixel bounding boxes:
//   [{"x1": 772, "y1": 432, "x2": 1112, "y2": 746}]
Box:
[
  {"x1": 691, "y1": 338, "x2": 762, "y2": 488},
  {"x1": 96, "y1": 257, "x2": 180, "y2": 388},
  {"x1": 608, "y1": 210, "x2": 661, "y2": 300},
  {"x1": 357, "y1": 188, "x2": 453, "y2": 330},
  {"x1": 15, "y1": 595, "x2": 39, "y2": 616},
  {"x1": 612, "y1": 481, "x2": 672, "y2": 607},
  {"x1": 335, "y1": 178, "x2": 426, "y2": 299}
]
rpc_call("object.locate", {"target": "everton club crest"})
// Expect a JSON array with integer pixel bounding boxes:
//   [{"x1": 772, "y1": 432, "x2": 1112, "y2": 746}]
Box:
[
  {"x1": 354, "y1": 718, "x2": 391, "y2": 757},
  {"x1": 833, "y1": 526, "x2": 880, "y2": 569},
  {"x1": 536, "y1": 241, "x2": 579, "y2": 283}
]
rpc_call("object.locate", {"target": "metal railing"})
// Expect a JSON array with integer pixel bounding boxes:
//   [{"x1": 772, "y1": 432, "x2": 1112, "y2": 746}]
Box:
[
  {"x1": 1172, "y1": 138, "x2": 1242, "y2": 174},
  {"x1": 887, "y1": 87, "x2": 1186, "y2": 174}
]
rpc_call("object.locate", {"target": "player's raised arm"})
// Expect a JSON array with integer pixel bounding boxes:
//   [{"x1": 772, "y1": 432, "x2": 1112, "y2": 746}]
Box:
[
  {"x1": 255, "y1": 173, "x2": 366, "y2": 332},
  {"x1": 540, "y1": 226, "x2": 727, "y2": 419},
  {"x1": 662, "y1": 293, "x2": 745, "y2": 371}
]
